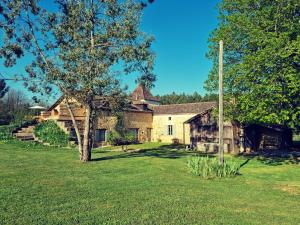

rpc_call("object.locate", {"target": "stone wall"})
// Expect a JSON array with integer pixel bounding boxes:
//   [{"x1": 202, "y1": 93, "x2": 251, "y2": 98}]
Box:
[{"x1": 124, "y1": 111, "x2": 153, "y2": 142}]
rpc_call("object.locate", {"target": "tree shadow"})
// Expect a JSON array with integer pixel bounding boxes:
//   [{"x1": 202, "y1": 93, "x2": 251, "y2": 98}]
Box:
[
  {"x1": 238, "y1": 150, "x2": 300, "y2": 166},
  {"x1": 91, "y1": 144, "x2": 214, "y2": 162}
]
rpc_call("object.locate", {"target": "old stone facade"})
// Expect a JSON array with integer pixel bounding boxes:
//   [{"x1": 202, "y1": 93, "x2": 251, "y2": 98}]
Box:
[
  {"x1": 40, "y1": 84, "x2": 292, "y2": 152},
  {"x1": 41, "y1": 85, "x2": 216, "y2": 147}
]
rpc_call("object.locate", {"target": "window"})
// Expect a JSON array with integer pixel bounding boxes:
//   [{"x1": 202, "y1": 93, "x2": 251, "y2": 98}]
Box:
[
  {"x1": 95, "y1": 129, "x2": 106, "y2": 142},
  {"x1": 168, "y1": 125, "x2": 173, "y2": 136},
  {"x1": 69, "y1": 128, "x2": 77, "y2": 139}
]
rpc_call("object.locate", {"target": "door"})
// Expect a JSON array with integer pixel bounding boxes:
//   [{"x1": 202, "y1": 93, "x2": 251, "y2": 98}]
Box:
[{"x1": 147, "y1": 128, "x2": 152, "y2": 142}]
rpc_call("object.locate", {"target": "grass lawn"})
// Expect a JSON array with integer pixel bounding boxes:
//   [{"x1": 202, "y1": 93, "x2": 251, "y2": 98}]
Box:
[{"x1": 0, "y1": 142, "x2": 299, "y2": 225}]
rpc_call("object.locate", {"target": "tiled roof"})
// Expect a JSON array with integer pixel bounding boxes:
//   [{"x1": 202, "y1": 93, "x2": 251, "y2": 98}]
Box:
[
  {"x1": 151, "y1": 102, "x2": 216, "y2": 115},
  {"x1": 130, "y1": 84, "x2": 160, "y2": 102}
]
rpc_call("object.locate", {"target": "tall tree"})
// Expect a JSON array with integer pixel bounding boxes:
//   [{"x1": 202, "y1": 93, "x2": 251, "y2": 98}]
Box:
[
  {"x1": 0, "y1": 0, "x2": 155, "y2": 161},
  {"x1": 0, "y1": 79, "x2": 9, "y2": 99},
  {"x1": 206, "y1": 0, "x2": 300, "y2": 129}
]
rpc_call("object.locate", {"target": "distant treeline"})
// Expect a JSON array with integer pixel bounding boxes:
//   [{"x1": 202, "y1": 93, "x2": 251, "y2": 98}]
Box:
[{"x1": 156, "y1": 92, "x2": 218, "y2": 105}]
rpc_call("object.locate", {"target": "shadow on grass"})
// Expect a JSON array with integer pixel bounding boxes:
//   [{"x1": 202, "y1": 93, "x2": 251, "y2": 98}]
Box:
[
  {"x1": 92, "y1": 144, "x2": 299, "y2": 167},
  {"x1": 91, "y1": 144, "x2": 215, "y2": 162},
  {"x1": 238, "y1": 151, "x2": 300, "y2": 166}
]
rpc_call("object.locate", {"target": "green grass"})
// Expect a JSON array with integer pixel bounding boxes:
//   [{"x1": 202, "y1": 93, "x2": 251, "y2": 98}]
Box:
[{"x1": 0, "y1": 142, "x2": 299, "y2": 225}]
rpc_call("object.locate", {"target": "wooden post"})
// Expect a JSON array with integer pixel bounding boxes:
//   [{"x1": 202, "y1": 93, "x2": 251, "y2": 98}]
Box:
[{"x1": 218, "y1": 40, "x2": 224, "y2": 165}]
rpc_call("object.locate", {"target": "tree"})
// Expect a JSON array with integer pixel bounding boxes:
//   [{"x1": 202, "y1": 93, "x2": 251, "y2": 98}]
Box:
[
  {"x1": 0, "y1": 0, "x2": 155, "y2": 162},
  {"x1": 157, "y1": 92, "x2": 215, "y2": 105},
  {"x1": 206, "y1": 0, "x2": 300, "y2": 129},
  {"x1": 1, "y1": 88, "x2": 32, "y2": 124},
  {"x1": 0, "y1": 79, "x2": 9, "y2": 99}
]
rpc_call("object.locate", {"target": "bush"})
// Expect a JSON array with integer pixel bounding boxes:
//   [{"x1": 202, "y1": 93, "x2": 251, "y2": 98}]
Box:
[
  {"x1": 34, "y1": 120, "x2": 69, "y2": 146},
  {"x1": 187, "y1": 156, "x2": 240, "y2": 179},
  {"x1": 0, "y1": 125, "x2": 17, "y2": 142},
  {"x1": 107, "y1": 129, "x2": 136, "y2": 146},
  {"x1": 107, "y1": 130, "x2": 122, "y2": 146}
]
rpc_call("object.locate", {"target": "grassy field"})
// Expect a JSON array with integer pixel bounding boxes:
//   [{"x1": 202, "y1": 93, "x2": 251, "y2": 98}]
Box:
[{"x1": 0, "y1": 142, "x2": 299, "y2": 225}]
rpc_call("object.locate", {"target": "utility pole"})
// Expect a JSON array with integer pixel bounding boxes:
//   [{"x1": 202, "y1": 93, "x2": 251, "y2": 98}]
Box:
[{"x1": 218, "y1": 40, "x2": 224, "y2": 165}]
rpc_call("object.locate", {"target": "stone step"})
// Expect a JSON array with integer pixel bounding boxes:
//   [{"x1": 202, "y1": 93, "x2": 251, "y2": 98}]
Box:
[
  {"x1": 18, "y1": 136, "x2": 35, "y2": 141},
  {"x1": 15, "y1": 132, "x2": 34, "y2": 137},
  {"x1": 20, "y1": 128, "x2": 34, "y2": 132}
]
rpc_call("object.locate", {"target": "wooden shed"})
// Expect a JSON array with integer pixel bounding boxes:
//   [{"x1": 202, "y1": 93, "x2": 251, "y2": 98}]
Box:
[
  {"x1": 185, "y1": 110, "x2": 240, "y2": 154},
  {"x1": 185, "y1": 110, "x2": 293, "y2": 154},
  {"x1": 242, "y1": 124, "x2": 293, "y2": 151}
]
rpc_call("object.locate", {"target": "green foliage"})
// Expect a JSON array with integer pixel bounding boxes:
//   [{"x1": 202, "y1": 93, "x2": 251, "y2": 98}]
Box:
[
  {"x1": 157, "y1": 92, "x2": 218, "y2": 105},
  {"x1": 34, "y1": 120, "x2": 69, "y2": 146},
  {"x1": 107, "y1": 130, "x2": 122, "y2": 146},
  {"x1": 0, "y1": 0, "x2": 155, "y2": 106},
  {"x1": 107, "y1": 112, "x2": 137, "y2": 146},
  {"x1": 0, "y1": 0, "x2": 156, "y2": 160},
  {"x1": 0, "y1": 89, "x2": 34, "y2": 125},
  {"x1": 206, "y1": 0, "x2": 300, "y2": 129},
  {"x1": 107, "y1": 129, "x2": 136, "y2": 146},
  {"x1": 0, "y1": 125, "x2": 16, "y2": 142},
  {"x1": 187, "y1": 156, "x2": 240, "y2": 178}
]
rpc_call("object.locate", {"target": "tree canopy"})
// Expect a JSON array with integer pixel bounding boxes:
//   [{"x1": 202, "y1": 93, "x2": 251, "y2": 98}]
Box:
[
  {"x1": 206, "y1": 0, "x2": 300, "y2": 129},
  {"x1": 157, "y1": 92, "x2": 218, "y2": 105},
  {"x1": 0, "y1": 0, "x2": 155, "y2": 161}
]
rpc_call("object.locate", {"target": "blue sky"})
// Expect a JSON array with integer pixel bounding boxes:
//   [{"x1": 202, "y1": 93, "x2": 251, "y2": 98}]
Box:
[
  {"x1": 129, "y1": 0, "x2": 220, "y2": 95},
  {"x1": 1, "y1": 0, "x2": 220, "y2": 102}
]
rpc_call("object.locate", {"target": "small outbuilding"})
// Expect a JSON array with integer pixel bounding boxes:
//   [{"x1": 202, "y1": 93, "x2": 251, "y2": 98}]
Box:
[{"x1": 185, "y1": 110, "x2": 293, "y2": 153}]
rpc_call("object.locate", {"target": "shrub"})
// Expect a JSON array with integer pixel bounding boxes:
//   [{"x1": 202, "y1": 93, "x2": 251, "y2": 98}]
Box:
[
  {"x1": 107, "y1": 130, "x2": 122, "y2": 146},
  {"x1": 34, "y1": 120, "x2": 69, "y2": 146},
  {"x1": 187, "y1": 156, "x2": 240, "y2": 179},
  {"x1": 107, "y1": 129, "x2": 136, "y2": 146},
  {"x1": 0, "y1": 125, "x2": 17, "y2": 142}
]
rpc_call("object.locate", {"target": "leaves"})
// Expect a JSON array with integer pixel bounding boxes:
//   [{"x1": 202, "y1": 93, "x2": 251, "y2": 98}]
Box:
[{"x1": 206, "y1": 0, "x2": 300, "y2": 129}]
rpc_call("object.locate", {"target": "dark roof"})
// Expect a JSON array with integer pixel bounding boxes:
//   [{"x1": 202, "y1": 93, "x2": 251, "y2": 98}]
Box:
[
  {"x1": 130, "y1": 84, "x2": 160, "y2": 102},
  {"x1": 184, "y1": 109, "x2": 214, "y2": 123},
  {"x1": 47, "y1": 96, "x2": 152, "y2": 113},
  {"x1": 151, "y1": 102, "x2": 216, "y2": 115},
  {"x1": 47, "y1": 96, "x2": 64, "y2": 111}
]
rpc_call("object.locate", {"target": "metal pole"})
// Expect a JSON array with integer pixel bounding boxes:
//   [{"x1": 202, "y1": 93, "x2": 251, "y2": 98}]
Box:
[{"x1": 219, "y1": 40, "x2": 224, "y2": 165}]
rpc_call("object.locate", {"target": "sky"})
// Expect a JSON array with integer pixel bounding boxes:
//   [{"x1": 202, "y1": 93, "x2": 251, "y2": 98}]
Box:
[
  {"x1": 136, "y1": 0, "x2": 220, "y2": 96},
  {"x1": 1, "y1": 0, "x2": 220, "y2": 103}
]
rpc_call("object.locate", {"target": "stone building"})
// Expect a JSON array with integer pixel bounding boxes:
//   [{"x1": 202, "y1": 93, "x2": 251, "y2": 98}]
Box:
[{"x1": 41, "y1": 84, "x2": 292, "y2": 152}]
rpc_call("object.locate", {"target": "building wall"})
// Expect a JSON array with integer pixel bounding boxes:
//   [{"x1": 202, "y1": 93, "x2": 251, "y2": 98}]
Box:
[
  {"x1": 124, "y1": 111, "x2": 153, "y2": 142},
  {"x1": 152, "y1": 114, "x2": 196, "y2": 144},
  {"x1": 96, "y1": 111, "x2": 153, "y2": 143},
  {"x1": 45, "y1": 100, "x2": 153, "y2": 144},
  {"x1": 188, "y1": 111, "x2": 240, "y2": 154}
]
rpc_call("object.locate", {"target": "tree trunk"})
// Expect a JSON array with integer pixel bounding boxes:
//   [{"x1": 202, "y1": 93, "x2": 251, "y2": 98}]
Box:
[
  {"x1": 65, "y1": 100, "x2": 83, "y2": 159},
  {"x1": 82, "y1": 105, "x2": 92, "y2": 162}
]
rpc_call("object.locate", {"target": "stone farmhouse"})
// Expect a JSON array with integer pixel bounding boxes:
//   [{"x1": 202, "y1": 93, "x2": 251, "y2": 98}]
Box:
[{"x1": 40, "y1": 84, "x2": 292, "y2": 153}]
